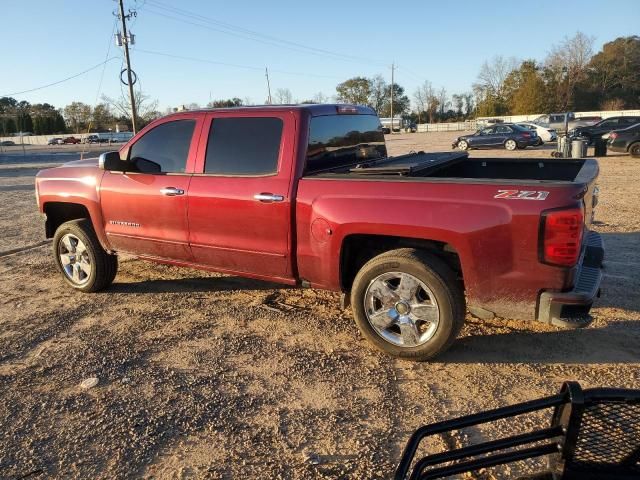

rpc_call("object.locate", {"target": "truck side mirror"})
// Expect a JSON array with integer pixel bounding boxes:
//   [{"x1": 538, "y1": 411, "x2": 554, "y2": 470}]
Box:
[{"x1": 99, "y1": 151, "x2": 127, "y2": 172}]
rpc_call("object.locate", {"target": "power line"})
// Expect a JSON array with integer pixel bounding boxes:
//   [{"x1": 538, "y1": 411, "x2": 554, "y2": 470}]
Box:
[
  {"x1": 132, "y1": 48, "x2": 344, "y2": 79},
  {"x1": 1, "y1": 58, "x2": 119, "y2": 97},
  {"x1": 143, "y1": 0, "x2": 386, "y2": 67}
]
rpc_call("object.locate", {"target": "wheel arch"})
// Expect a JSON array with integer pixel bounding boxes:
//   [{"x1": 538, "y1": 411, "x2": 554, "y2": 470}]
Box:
[
  {"x1": 339, "y1": 233, "x2": 462, "y2": 293},
  {"x1": 43, "y1": 201, "x2": 110, "y2": 251}
]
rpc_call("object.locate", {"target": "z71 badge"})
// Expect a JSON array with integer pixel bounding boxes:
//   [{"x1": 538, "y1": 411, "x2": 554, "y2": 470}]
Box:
[{"x1": 494, "y1": 190, "x2": 549, "y2": 200}]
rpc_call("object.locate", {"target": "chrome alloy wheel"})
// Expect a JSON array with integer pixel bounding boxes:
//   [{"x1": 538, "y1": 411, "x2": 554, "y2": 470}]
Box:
[
  {"x1": 58, "y1": 233, "x2": 91, "y2": 285},
  {"x1": 364, "y1": 271, "x2": 440, "y2": 347}
]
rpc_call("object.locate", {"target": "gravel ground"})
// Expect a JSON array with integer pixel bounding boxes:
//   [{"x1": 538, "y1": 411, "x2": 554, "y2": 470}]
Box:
[{"x1": 0, "y1": 133, "x2": 638, "y2": 479}]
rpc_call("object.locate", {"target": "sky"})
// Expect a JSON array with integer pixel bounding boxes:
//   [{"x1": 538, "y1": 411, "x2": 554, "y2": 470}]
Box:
[{"x1": 1, "y1": 0, "x2": 639, "y2": 111}]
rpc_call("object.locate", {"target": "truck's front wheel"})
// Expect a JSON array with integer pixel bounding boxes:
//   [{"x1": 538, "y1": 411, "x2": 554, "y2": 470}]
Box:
[
  {"x1": 350, "y1": 248, "x2": 464, "y2": 361},
  {"x1": 53, "y1": 219, "x2": 118, "y2": 292}
]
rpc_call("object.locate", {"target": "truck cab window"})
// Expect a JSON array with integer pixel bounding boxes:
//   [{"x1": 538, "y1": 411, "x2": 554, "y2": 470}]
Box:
[
  {"x1": 129, "y1": 120, "x2": 195, "y2": 174},
  {"x1": 205, "y1": 117, "x2": 283, "y2": 175}
]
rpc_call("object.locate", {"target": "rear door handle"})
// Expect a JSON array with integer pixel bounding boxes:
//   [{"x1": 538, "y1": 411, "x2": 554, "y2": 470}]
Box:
[
  {"x1": 160, "y1": 187, "x2": 185, "y2": 196},
  {"x1": 254, "y1": 193, "x2": 284, "y2": 202}
]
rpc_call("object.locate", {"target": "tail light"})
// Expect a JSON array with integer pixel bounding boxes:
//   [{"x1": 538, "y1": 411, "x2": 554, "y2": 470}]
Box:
[
  {"x1": 540, "y1": 208, "x2": 584, "y2": 266},
  {"x1": 609, "y1": 132, "x2": 618, "y2": 140},
  {"x1": 522, "y1": 132, "x2": 531, "y2": 138}
]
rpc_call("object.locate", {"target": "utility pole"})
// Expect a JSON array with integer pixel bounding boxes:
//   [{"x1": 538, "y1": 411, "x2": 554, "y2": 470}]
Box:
[
  {"x1": 265, "y1": 67, "x2": 272, "y2": 105},
  {"x1": 390, "y1": 62, "x2": 395, "y2": 133},
  {"x1": 117, "y1": 0, "x2": 138, "y2": 133}
]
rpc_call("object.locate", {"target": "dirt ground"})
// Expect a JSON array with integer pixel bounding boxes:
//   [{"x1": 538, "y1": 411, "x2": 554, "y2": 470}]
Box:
[{"x1": 0, "y1": 133, "x2": 638, "y2": 479}]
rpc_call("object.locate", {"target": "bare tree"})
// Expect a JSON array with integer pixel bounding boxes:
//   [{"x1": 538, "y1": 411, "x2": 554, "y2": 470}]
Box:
[
  {"x1": 414, "y1": 80, "x2": 439, "y2": 123},
  {"x1": 437, "y1": 87, "x2": 449, "y2": 116},
  {"x1": 545, "y1": 31, "x2": 595, "y2": 110},
  {"x1": 274, "y1": 88, "x2": 293, "y2": 104},
  {"x1": 312, "y1": 92, "x2": 329, "y2": 104},
  {"x1": 547, "y1": 31, "x2": 595, "y2": 73},
  {"x1": 101, "y1": 90, "x2": 160, "y2": 127},
  {"x1": 475, "y1": 55, "x2": 519, "y2": 96}
]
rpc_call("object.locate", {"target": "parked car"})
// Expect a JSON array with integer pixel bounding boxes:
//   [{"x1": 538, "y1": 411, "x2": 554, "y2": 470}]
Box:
[
  {"x1": 0, "y1": 140, "x2": 16, "y2": 146},
  {"x1": 379, "y1": 117, "x2": 402, "y2": 134},
  {"x1": 62, "y1": 136, "x2": 81, "y2": 144},
  {"x1": 47, "y1": 137, "x2": 63, "y2": 145},
  {"x1": 532, "y1": 112, "x2": 599, "y2": 133},
  {"x1": 36, "y1": 104, "x2": 603, "y2": 361},
  {"x1": 453, "y1": 123, "x2": 538, "y2": 151},
  {"x1": 570, "y1": 116, "x2": 640, "y2": 144},
  {"x1": 607, "y1": 122, "x2": 640, "y2": 157},
  {"x1": 404, "y1": 121, "x2": 417, "y2": 133},
  {"x1": 517, "y1": 122, "x2": 557, "y2": 145}
]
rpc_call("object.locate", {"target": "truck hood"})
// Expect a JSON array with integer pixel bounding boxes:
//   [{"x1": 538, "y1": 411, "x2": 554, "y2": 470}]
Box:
[{"x1": 58, "y1": 157, "x2": 100, "y2": 168}]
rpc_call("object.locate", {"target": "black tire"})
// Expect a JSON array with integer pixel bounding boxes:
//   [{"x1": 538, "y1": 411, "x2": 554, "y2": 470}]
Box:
[
  {"x1": 629, "y1": 142, "x2": 640, "y2": 158},
  {"x1": 350, "y1": 248, "x2": 465, "y2": 361},
  {"x1": 52, "y1": 219, "x2": 118, "y2": 292}
]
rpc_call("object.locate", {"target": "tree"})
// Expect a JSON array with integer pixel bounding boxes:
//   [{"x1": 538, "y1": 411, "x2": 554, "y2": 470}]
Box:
[
  {"x1": 54, "y1": 112, "x2": 66, "y2": 133},
  {"x1": 579, "y1": 36, "x2": 640, "y2": 109},
  {"x1": 207, "y1": 98, "x2": 243, "y2": 108},
  {"x1": 274, "y1": 88, "x2": 293, "y2": 104},
  {"x1": 462, "y1": 92, "x2": 474, "y2": 117},
  {"x1": 413, "y1": 80, "x2": 438, "y2": 123},
  {"x1": 452, "y1": 94, "x2": 464, "y2": 118},
  {"x1": 437, "y1": 87, "x2": 449, "y2": 117},
  {"x1": 312, "y1": 92, "x2": 330, "y2": 104},
  {"x1": 336, "y1": 77, "x2": 371, "y2": 106},
  {"x1": 475, "y1": 56, "x2": 519, "y2": 97},
  {"x1": 63, "y1": 102, "x2": 92, "y2": 133},
  {"x1": 101, "y1": 91, "x2": 160, "y2": 129},
  {"x1": 91, "y1": 103, "x2": 115, "y2": 131},
  {"x1": 545, "y1": 31, "x2": 595, "y2": 110},
  {"x1": 473, "y1": 56, "x2": 518, "y2": 116},
  {"x1": 379, "y1": 83, "x2": 409, "y2": 117},
  {"x1": 4, "y1": 118, "x2": 16, "y2": 134},
  {"x1": 502, "y1": 60, "x2": 547, "y2": 114},
  {"x1": 368, "y1": 75, "x2": 387, "y2": 114}
]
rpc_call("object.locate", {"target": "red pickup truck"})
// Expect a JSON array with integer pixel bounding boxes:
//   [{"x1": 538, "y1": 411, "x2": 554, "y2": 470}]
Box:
[{"x1": 35, "y1": 104, "x2": 604, "y2": 360}]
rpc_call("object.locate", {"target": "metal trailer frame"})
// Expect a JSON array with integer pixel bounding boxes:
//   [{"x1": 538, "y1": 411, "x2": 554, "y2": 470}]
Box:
[{"x1": 395, "y1": 382, "x2": 640, "y2": 480}]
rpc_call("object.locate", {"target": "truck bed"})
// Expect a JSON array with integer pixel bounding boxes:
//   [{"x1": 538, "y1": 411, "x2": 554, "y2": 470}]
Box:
[{"x1": 310, "y1": 151, "x2": 596, "y2": 185}]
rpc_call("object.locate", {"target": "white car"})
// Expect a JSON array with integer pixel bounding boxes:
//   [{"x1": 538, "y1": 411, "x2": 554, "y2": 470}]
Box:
[{"x1": 517, "y1": 122, "x2": 557, "y2": 145}]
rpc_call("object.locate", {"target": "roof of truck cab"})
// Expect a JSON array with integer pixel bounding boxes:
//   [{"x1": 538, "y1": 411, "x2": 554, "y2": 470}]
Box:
[{"x1": 163, "y1": 104, "x2": 376, "y2": 118}]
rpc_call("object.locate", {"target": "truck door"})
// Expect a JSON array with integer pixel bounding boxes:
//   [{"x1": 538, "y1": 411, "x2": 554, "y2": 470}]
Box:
[
  {"x1": 100, "y1": 114, "x2": 202, "y2": 260},
  {"x1": 187, "y1": 111, "x2": 296, "y2": 282}
]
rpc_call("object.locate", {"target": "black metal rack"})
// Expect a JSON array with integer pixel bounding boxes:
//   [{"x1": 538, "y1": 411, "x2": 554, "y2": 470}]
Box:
[{"x1": 395, "y1": 382, "x2": 640, "y2": 480}]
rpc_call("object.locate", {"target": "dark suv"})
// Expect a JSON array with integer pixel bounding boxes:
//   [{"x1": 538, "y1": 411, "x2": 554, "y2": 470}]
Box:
[{"x1": 571, "y1": 116, "x2": 640, "y2": 144}]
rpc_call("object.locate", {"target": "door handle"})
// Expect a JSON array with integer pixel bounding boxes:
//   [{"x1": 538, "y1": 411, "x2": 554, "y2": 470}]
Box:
[
  {"x1": 160, "y1": 187, "x2": 185, "y2": 196},
  {"x1": 254, "y1": 193, "x2": 284, "y2": 202}
]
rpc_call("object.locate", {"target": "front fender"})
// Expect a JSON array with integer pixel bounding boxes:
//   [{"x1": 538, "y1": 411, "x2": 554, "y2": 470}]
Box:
[{"x1": 36, "y1": 165, "x2": 110, "y2": 250}]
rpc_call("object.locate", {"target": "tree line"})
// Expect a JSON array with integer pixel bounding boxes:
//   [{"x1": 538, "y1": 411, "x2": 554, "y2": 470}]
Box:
[
  {"x1": 473, "y1": 34, "x2": 640, "y2": 117},
  {"x1": 0, "y1": 92, "x2": 161, "y2": 136}
]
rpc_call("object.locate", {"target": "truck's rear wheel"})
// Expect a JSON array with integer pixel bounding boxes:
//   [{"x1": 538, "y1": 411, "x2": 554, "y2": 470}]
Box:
[
  {"x1": 350, "y1": 248, "x2": 465, "y2": 361},
  {"x1": 53, "y1": 219, "x2": 117, "y2": 292}
]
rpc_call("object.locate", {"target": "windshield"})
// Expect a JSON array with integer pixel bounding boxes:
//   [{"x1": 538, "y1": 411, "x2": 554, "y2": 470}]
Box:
[{"x1": 305, "y1": 114, "x2": 386, "y2": 174}]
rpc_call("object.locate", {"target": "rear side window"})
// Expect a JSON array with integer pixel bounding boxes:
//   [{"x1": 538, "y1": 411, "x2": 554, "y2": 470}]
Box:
[
  {"x1": 205, "y1": 117, "x2": 283, "y2": 175},
  {"x1": 495, "y1": 126, "x2": 513, "y2": 133},
  {"x1": 306, "y1": 114, "x2": 386, "y2": 174},
  {"x1": 129, "y1": 120, "x2": 195, "y2": 173}
]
